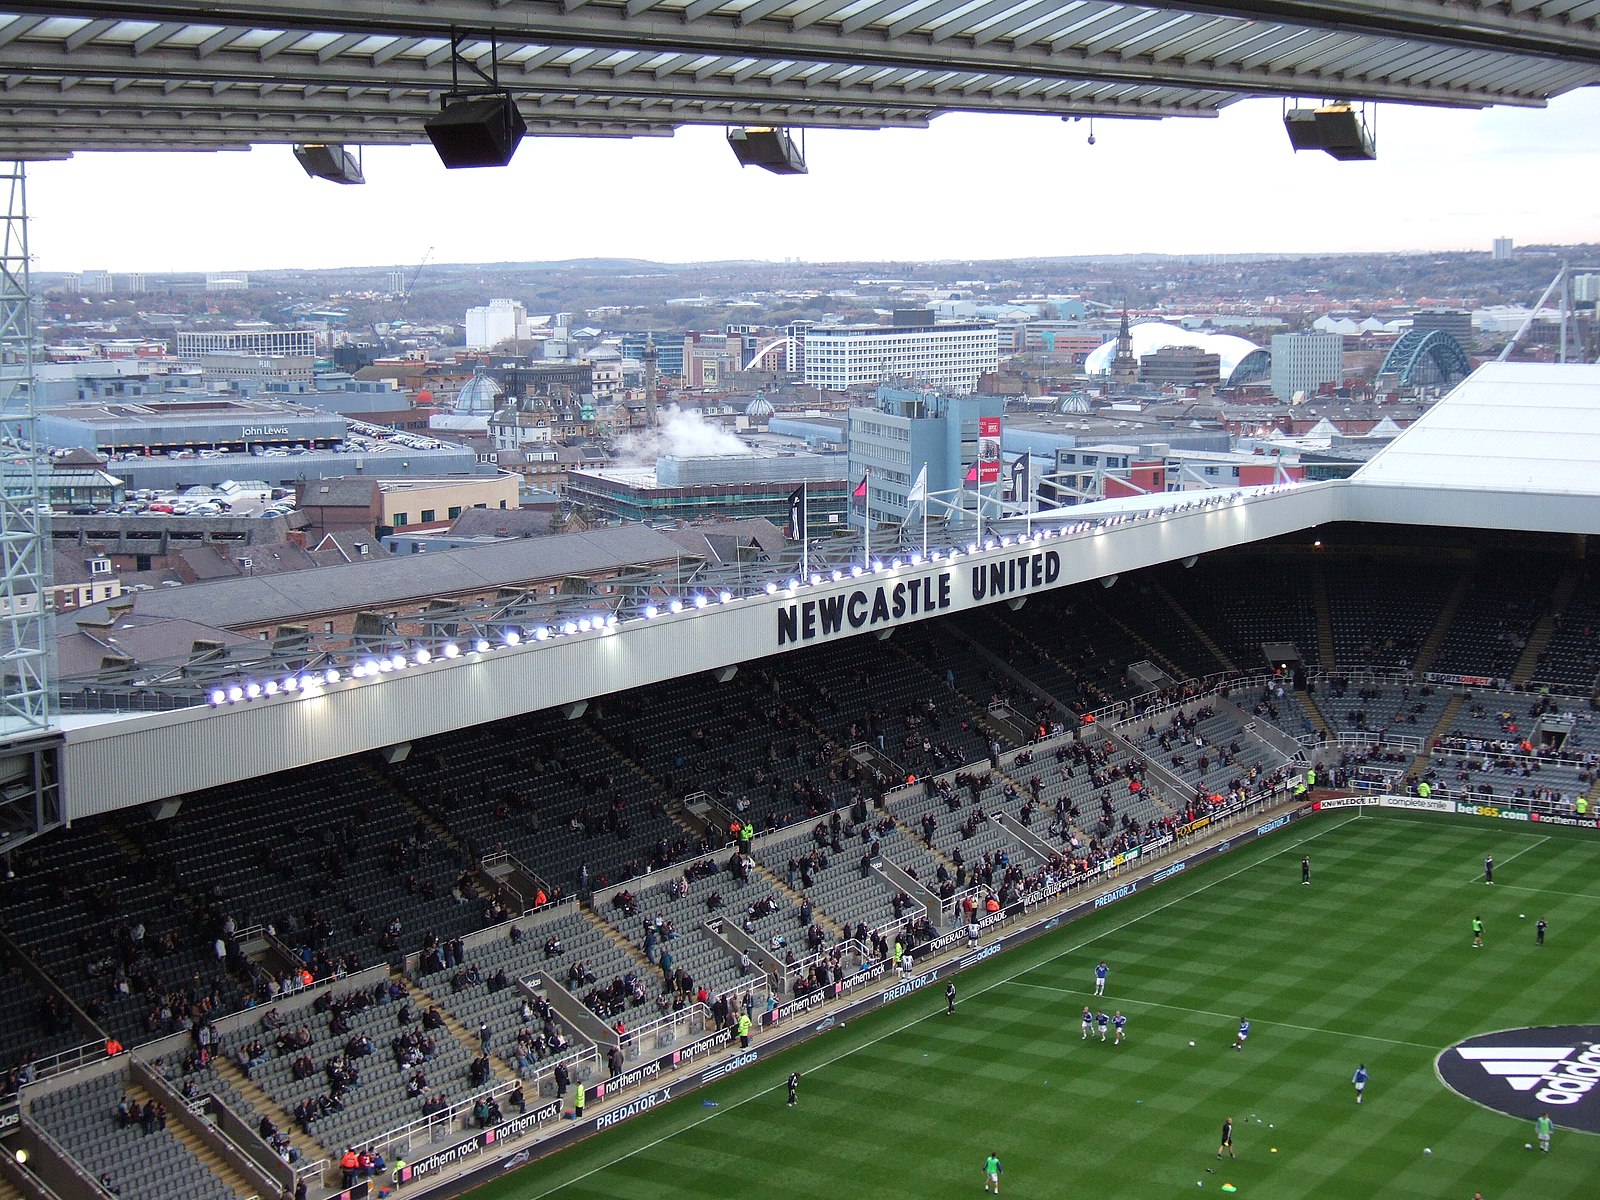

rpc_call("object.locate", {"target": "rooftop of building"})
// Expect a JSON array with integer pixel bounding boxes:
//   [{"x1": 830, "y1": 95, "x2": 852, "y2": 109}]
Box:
[
  {"x1": 65, "y1": 523, "x2": 701, "y2": 630},
  {"x1": 39, "y1": 396, "x2": 331, "y2": 423}
]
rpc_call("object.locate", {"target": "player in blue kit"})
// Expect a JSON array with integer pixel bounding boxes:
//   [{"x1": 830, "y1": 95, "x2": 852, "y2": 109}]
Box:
[
  {"x1": 1096, "y1": 1010, "x2": 1110, "y2": 1041},
  {"x1": 1094, "y1": 961, "x2": 1109, "y2": 996},
  {"x1": 1081, "y1": 1006, "x2": 1094, "y2": 1040},
  {"x1": 1233, "y1": 1018, "x2": 1250, "y2": 1050},
  {"x1": 1112, "y1": 1011, "x2": 1127, "y2": 1044}
]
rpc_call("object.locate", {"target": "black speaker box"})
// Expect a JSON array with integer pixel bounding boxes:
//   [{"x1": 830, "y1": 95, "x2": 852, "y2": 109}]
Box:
[
  {"x1": 1313, "y1": 106, "x2": 1375, "y2": 161},
  {"x1": 1282, "y1": 109, "x2": 1323, "y2": 151},
  {"x1": 425, "y1": 95, "x2": 528, "y2": 168}
]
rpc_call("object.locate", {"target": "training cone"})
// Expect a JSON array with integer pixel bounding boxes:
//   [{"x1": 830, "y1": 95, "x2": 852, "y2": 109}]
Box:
[{"x1": 1221, "y1": 1186, "x2": 1237, "y2": 1193}]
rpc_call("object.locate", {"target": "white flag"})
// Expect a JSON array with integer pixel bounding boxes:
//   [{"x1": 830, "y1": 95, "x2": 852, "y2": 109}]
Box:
[{"x1": 906, "y1": 465, "x2": 928, "y2": 508}]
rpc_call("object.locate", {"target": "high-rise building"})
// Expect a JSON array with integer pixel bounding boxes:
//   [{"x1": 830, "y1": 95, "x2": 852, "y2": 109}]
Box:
[
  {"x1": 1410, "y1": 308, "x2": 1475, "y2": 350},
  {"x1": 802, "y1": 321, "x2": 998, "y2": 394},
  {"x1": 1492, "y1": 237, "x2": 1514, "y2": 260},
  {"x1": 464, "y1": 299, "x2": 530, "y2": 350},
  {"x1": 1571, "y1": 274, "x2": 1600, "y2": 304},
  {"x1": 847, "y1": 385, "x2": 1004, "y2": 528},
  {"x1": 122, "y1": 273, "x2": 146, "y2": 294},
  {"x1": 386, "y1": 270, "x2": 406, "y2": 294},
  {"x1": 80, "y1": 269, "x2": 113, "y2": 295},
  {"x1": 1269, "y1": 331, "x2": 1343, "y2": 401}
]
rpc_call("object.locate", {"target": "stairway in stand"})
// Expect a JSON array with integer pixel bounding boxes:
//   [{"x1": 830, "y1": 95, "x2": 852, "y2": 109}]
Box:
[
  {"x1": 1412, "y1": 566, "x2": 1476, "y2": 676},
  {"x1": 1510, "y1": 562, "x2": 1583, "y2": 685},
  {"x1": 1310, "y1": 561, "x2": 1336, "y2": 668},
  {"x1": 1405, "y1": 693, "x2": 1467, "y2": 782},
  {"x1": 400, "y1": 977, "x2": 519, "y2": 1087},
  {"x1": 125, "y1": 1082, "x2": 260, "y2": 1198},
  {"x1": 1149, "y1": 580, "x2": 1236, "y2": 673},
  {"x1": 211, "y1": 1054, "x2": 327, "y2": 1170}
]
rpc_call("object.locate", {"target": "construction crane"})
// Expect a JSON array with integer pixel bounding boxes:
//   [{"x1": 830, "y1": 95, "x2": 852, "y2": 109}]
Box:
[
  {"x1": 373, "y1": 246, "x2": 434, "y2": 345},
  {"x1": 396, "y1": 245, "x2": 434, "y2": 317}
]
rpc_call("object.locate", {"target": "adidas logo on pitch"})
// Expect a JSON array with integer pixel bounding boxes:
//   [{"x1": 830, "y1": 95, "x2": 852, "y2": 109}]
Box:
[
  {"x1": 1455, "y1": 1045, "x2": 1598, "y2": 1103},
  {"x1": 1438, "y1": 1028, "x2": 1600, "y2": 1128}
]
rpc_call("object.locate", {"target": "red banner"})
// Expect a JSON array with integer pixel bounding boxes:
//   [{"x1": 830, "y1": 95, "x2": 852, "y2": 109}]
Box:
[{"x1": 978, "y1": 416, "x2": 1001, "y2": 484}]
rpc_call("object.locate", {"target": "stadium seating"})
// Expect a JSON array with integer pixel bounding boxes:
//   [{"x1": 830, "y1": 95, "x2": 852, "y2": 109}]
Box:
[
  {"x1": 27, "y1": 1069, "x2": 237, "y2": 1200},
  {"x1": 9, "y1": 534, "x2": 1600, "y2": 1193}
]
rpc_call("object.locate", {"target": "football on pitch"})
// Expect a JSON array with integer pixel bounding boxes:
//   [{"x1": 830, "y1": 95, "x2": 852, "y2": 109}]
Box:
[{"x1": 1189, "y1": 1041, "x2": 1196, "y2": 1047}]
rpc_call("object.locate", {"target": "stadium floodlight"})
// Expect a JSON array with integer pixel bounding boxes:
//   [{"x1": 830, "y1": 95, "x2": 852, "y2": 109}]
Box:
[
  {"x1": 787, "y1": 579, "x2": 800, "y2": 591},
  {"x1": 694, "y1": 594, "x2": 709, "y2": 609},
  {"x1": 245, "y1": 682, "x2": 262, "y2": 699},
  {"x1": 504, "y1": 630, "x2": 522, "y2": 646},
  {"x1": 263, "y1": 681, "x2": 279, "y2": 696},
  {"x1": 443, "y1": 643, "x2": 461, "y2": 658},
  {"x1": 415, "y1": 648, "x2": 432, "y2": 665},
  {"x1": 850, "y1": 565, "x2": 863, "y2": 577},
  {"x1": 720, "y1": 591, "x2": 733, "y2": 604},
  {"x1": 766, "y1": 581, "x2": 779, "y2": 594},
  {"x1": 831, "y1": 569, "x2": 842, "y2": 581},
  {"x1": 283, "y1": 676, "x2": 299, "y2": 692},
  {"x1": 578, "y1": 618, "x2": 593, "y2": 633},
  {"x1": 645, "y1": 604, "x2": 660, "y2": 619},
  {"x1": 726, "y1": 126, "x2": 807, "y2": 175},
  {"x1": 669, "y1": 599, "x2": 684, "y2": 613},
  {"x1": 891, "y1": 558, "x2": 902, "y2": 569},
  {"x1": 534, "y1": 627, "x2": 551, "y2": 641},
  {"x1": 227, "y1": 685, "x2": 244, "y2": 703},
  {"x1": 292, "y1": 143, "x2": 365, "y2": 185},
  {"x1": 390, "y1": 654, "x2": 408, "y2": 670},
  {"x1": 210, "y1": 689, "x2": 226, "y2": 706},
  {"x1": 474, "y1": 639, "x2": 490, "y2": 654},
  {"x1": 562, "y1": 621, "x2": 578, "y2": 636},
  {"x1": 325, "y1": 669, "x2": 341, "y2": 684}
]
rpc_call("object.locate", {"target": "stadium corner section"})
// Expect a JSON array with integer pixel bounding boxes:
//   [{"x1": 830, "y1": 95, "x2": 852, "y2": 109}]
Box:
[{"x1": 376, "y1": 791, "x2": 1322, "y2": 1200}]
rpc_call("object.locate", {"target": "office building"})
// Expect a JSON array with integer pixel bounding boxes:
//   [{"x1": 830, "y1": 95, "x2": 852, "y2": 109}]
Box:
[
  {"x1": 1492, "y1": 237, "x2": 1514, "y2": 260},
  {"x1": 1140, "y1": 344, "x2": 1222, "y2": 388},
  {"x1": 801, "y1": 321, "x2": 999, "y2": 394},
  {"x1": 846, "y1": 385, "x2": 1004, "y2": 527},
  {"x1": 1269, "y1": 331, "x2": 1344, "y2": 402},
  {"x1": 565, "y1": 452, "x2": 847, "y2": 530},
  {"x1": 1410, "y1": 308, "x2": 1475, "y2": 351},
  {"x1": 175, "y1": 329, "x2": 318, "y2": 361}
]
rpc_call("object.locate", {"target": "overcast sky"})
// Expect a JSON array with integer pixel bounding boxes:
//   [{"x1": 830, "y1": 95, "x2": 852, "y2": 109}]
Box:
[{"x1": 23, "y1": 89, "x2": 1600, "y2": 276}]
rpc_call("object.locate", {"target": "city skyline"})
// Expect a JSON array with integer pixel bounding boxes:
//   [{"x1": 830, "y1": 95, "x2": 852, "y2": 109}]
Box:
[{"x1": 23, "y1": 90, "x2": 1600, "y2": 276}]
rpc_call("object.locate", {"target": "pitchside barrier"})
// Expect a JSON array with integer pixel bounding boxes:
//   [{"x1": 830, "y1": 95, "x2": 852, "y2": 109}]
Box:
[
  {"x1": 393, "y1": 785, "x2": 1317, "y2": 1200},
  {"x1": 1312, "y1": 793, "x2": 1600, "y2": 830}
]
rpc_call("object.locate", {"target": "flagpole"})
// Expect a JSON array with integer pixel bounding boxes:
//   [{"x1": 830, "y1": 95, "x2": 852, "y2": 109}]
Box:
[
  {"x1": 864, "y1": 465, "x2": 871, "y2": 565},
  {"x1": 801, "y1": 481, "x2": 809, "y2": 579}
]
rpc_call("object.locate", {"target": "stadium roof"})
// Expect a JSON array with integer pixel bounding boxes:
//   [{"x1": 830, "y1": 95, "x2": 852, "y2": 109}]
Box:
[
  {"x1": 1352, "y1": 362, "x2": 1600, "y2": 498},
  {"x1": 3, "y1": 0, "x2": 1600, "y2": 157}
]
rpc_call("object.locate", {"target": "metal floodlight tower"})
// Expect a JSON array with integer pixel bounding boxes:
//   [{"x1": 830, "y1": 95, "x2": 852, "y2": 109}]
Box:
[{"x1": 0, "y1": 161, "x2": 54, "y2": 740}]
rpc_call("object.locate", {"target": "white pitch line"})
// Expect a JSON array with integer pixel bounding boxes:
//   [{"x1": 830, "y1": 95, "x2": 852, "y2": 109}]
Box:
[
  {"x1": 1005, "y1": 979, "x2": 1437, "y2": 1051},
  {"x1": 1473, "y1": 834, "x2": 1551, "y2": 883},
  {"x1": 1485, "y1": 882, "x2": 1600, "y2": 903},
  {"x1": 518, "y1": 813, "x2": 1362, "y2": 1200}
]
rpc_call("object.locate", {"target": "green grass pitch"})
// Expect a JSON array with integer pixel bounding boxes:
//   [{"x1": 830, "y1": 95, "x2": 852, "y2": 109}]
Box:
[{"x1": 465, "y1": 811, "x2": 1600, "y2": 1200}]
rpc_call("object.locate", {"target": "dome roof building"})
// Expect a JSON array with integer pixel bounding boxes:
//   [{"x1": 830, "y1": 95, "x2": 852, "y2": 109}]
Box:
[{"x1": 1086, "y1": 322, "x2": 1269, "y2": 387}]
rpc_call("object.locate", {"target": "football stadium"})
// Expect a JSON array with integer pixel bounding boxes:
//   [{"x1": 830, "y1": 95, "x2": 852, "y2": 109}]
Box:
[
  {"x1": 2, "y1": 362, "x2": 1600, "y2": 1200},
  {"x1": 5, "y1": 1, "x2": 1600, "y2": 1195}
]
